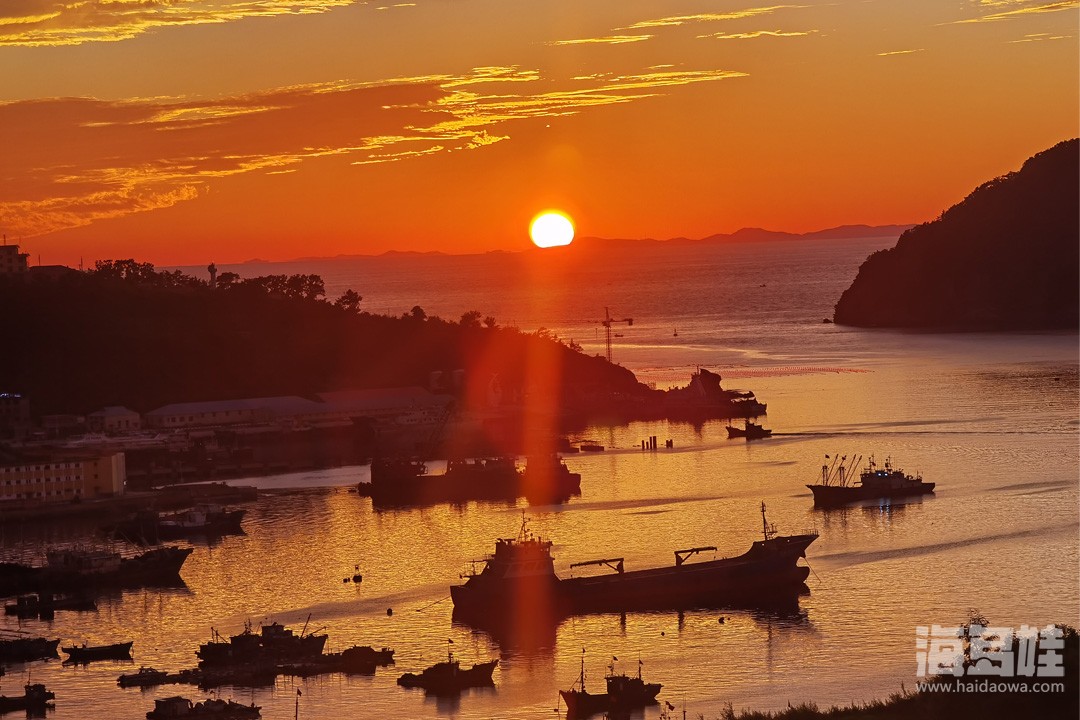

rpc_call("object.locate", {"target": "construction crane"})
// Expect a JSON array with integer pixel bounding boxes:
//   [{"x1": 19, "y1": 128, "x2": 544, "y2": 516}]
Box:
[{"x1": 598, "y1": 306, "x2": 633, "y2": 363}]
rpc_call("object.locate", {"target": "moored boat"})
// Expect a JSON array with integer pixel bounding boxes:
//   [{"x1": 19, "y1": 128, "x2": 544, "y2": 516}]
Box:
[
  {"x1": 807, "y1": 455, "x2": 935, "y2": 508},
  {"x1": 0, "y1": 635, "x2": 60, "y2": 663},
  {"x1": 146, "y1": 696, "x2": 260, "y2": 719},
  {"x1": 4, "y1": 592, "x2": 96, "y2": 619},
  {"x1": 518, "y1": 454, "x2": 581, "y2": 504},
  {"x1": 0, "y1": 684, "x2": 54, "y2": 714},
  {"x1": 196, "y1": 620, "x2": 327, "y2": 668},
  {"x1": 118, "y1": 667, "x2": 169, "y2": 688},
  {"x1": 560, "y1": 652, "x2": 662, "y2": 718},
  {"x1": 0, "y1": 545, "x2": 193, "y2": 596},
  {"x1": 451, "y1": 505, "x2": 816, "y2": 622},
  {"x1": 63, "y1": 640, "x2": 133, "y2": 663},
  {"x1": 396, "y1": 647, "x2": 498, "y2": 694}
]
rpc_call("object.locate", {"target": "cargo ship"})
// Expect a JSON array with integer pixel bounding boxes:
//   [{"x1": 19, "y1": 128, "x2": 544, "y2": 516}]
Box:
[{"x1": 450, "y1": 504, "x2": 816, "y2": 620}]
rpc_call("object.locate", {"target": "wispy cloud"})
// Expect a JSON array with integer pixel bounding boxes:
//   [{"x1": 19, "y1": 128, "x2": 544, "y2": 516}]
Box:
[
  {"x1": 955, "y1": 0, "x2": 1078, "y2": 23},
  {"x1": 876, "y1": 48, "x2": 925, "y2": 56},
  {"x1": 0, "y1": 66, "x2": 744, "y2": 237},
  {"x1": 624, "y1": 5, "x2": 805, "y2": 30},
  {"x1": 551, "y1": 34, "x2": 653, "y2": 46},
  {"x1": 700, "y1": 29, "x2": 815, "y2": 40},
  {"x1": 0, "y1": 0, "x2": 355, "y2": 47},
  {"x1": 1007, "y1": 31, "x2": 1073, "y2": 41}
]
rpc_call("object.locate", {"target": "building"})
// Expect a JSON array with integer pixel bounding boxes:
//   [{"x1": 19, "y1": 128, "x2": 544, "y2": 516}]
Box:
[
  {"x1": 0, "y1": 244, "x2": 29, "y2": 275},
  {"x1": 87, "y1": 406, "x2": 142, "y2": 434},
  {"x1": 0, "y1": 452, "x2": 126, "y2": 506},
  {"x1": 144, "y1": 389, "x2": 452, "y2": 430},
  {"x1": 0, "y1": 393, "x2": 30, "y2": 436}
]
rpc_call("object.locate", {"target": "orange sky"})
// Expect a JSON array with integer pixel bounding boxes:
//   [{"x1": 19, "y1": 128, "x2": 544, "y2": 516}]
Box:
[{"x1": 1, "y1": 0, "x2": 1077, "y2": 265}]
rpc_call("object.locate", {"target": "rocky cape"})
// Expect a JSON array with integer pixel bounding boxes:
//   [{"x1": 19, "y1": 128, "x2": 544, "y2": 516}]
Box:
[{"x1": 833, "y1": 139, "x2": 1079, "y2": 330}]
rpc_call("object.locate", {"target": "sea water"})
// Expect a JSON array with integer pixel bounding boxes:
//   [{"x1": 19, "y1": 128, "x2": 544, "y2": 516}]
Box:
[{"x1": 5, "y1": 238, "x2": 1077, "y2": 719}]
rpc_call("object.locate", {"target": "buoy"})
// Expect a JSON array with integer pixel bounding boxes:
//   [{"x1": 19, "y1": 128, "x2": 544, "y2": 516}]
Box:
[
  {"x1": 386, "y1": 608, "x2": 393, "y2": 616},
  {"x1": 718, "y1": 617, "x2": 725, "y2": 624},
  {"x1": 353, "y1": 574, "x2": 363, "y2": 583},
  {"x1": 343, "y1": 578, "x2": 349, "y2": 583}
]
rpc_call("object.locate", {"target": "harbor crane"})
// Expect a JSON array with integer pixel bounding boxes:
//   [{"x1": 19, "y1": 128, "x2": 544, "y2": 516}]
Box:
[{"x1": 598, "y1": 306, "x2": 633, "y2": 363}]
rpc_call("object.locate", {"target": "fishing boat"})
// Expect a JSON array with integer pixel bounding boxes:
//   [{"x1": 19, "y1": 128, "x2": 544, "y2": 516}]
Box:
[
  {"x1": 561, "y1": 652, "x2": 662, "y2": 718},
  {"x1": 807, "y1": 455, "x2": 935, "y2": 508},
  {"x1": 63, "y1": 640, "x2": 133, "y2": 663},
  {"x1": 396, "y1": 643, "x2": 497, "y2": 694},
  {"x1": 110, "y1": 505, "x2": 245, "y2": 542},
  {"x1": 518, "y1": 454, "x2": 582, "y2": 504},
  {"x1": 118, "y1": 667, "x2": 170, "y2": 688},
  {"x1": 726, "y1": 421, "x2": 772, "y2": 440},
  {"x1": 451, "y1": 505, "x2": 816, "y2": 622},
  {"x1": 359, "y1": 454, "x2": 580, "y2": 506},
  {"x1": 0, "y1": 684, "x2": 54, "y2": 714},
  {"x1": 0, "y1": 634, "x2": 60, "y2": 663},
  {"x1": 4, "y1": 592, "x2": 96, "y2": 619},
  {"x1": 0, "y1": 545, "x2": 192, "y2": 596},
  {"x1": 146, "y1": 696, "x2": 260, "y2": 719},
  {"x1": 196, "y1": 620, "x2": 327, "y2": 668}
]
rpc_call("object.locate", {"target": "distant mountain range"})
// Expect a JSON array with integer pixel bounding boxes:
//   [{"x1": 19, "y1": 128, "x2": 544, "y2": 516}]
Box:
[
  {"x1": 834, "y1": 138, "x2": 1079, "y2": 330},
  {"x1": 262, "y1": 224, "x2": 913, "y2": 265}
]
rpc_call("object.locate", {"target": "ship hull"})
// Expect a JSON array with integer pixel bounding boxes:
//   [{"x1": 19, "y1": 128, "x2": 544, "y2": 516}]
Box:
[
  {"x1": 451, "y1": 534, "x2": 816, "y2": 620},
  {"x1": 807, "y1": 483, "x2": 935, "y2": 508}
]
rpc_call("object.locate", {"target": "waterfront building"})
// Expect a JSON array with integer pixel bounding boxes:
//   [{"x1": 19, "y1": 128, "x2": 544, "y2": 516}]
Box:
[{"x1": 0, "y1": 452, "x2": 126, "y2": 505}]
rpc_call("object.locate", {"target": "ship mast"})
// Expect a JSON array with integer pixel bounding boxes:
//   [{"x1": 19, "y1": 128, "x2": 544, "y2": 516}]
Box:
[{"x1": 760, "y1": 501, "x2": 776, "y2": 541}]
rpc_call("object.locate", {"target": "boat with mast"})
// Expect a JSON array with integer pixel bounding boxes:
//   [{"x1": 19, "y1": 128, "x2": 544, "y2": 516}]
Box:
[
  {"x1": 396, "y1": 640, "x2": 497, "y2": 694},
  {"x1": 451, "y1": 504, "x2": 816, "y2": 622},
  {"x1": 806, "y1": 454, "x2": 935, "y2": 508},
  {"x1": 560, "y1": 650, "x2": 662, "y2": 718}
]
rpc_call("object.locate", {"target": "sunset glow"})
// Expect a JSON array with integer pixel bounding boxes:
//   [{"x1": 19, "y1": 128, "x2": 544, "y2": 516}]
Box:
[
  {"x1": 529, "y1": 212, "x2": 575, "y2": 248},
  {"x1": 0, "y1": 1, "x2": 1075, "y2": 265}
]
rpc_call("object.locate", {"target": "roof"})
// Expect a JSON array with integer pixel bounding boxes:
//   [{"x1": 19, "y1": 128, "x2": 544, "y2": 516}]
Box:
[
  {"x1": 145, "y1": 396, "x2": 320, "y2": 418},
  {"x1": 88, "y1": 406, "x2": 139, "y2": 418}
]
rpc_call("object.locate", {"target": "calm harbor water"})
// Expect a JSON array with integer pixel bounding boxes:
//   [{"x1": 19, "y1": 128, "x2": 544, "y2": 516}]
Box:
[{"x1": 8, "y1": 239, "x2": 1079, "y2": 718}]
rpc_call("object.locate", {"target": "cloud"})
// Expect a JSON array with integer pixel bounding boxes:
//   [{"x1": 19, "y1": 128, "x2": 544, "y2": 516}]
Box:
[
  {"x1": 876, "y1": 48, "x2": 926, "y2": 56},
  {"x1": 623, "y1": 5, "x2": 805, "y2": 30},
  {"x1": 700, "y1": 29, "x2": 815, "y2": 40},
  {"x1": 551, "y1": 34, "x2": 653, "y2": 46},
  {"x1": 955, "y1": 0, "x2": 1079, "y2": 23},
  {"x1": 0, "y1": 65, "x2": 745, "y2": 238},
  {"x1": 0, "y1": 0, "x2": 356, "y2": 47}
]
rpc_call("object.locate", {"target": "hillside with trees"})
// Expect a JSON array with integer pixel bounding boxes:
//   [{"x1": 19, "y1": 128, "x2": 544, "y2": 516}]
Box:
[
  {"x1": 1, "y1": 260, "x2": 644, "y2": 418},
  {"x1": 833, "y1": 139, "x2": 1079, "y2": 329}
]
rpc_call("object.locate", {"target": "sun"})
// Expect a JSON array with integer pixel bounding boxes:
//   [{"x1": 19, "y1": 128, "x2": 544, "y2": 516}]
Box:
[{"x1": 529, "y1": 211, "x2": 575, "y2": 248}]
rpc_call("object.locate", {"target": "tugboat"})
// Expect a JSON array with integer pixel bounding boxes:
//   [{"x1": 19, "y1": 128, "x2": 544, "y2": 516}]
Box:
[
  {"x1": 560, "y1": 651, "x2": 662, "y2": 718},
  {"x1": 0, "y1": 684, "x2": 55, "y2": 714},
  {"x1": 396, "y1": 641, "x2": 497, "y2": 694},
  {"x1": 807, "y1": 455, "x2": 935, "y2": 508},
  {"x1": 726, "y1": 421, "x2": 772, "y2": 440},
  {"x1": 451, "y1": 506, "x2": 816, "y2": 622}
]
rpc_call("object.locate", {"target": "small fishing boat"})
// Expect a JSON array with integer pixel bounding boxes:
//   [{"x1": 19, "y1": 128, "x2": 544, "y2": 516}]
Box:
[
  {"x1": 397, "y1": 643, "x2": 497, "y2": 694},
  {"x1": 146, "y1": 696, "x2": 260, "y2": 718},
  {"x1": 118, "y1": 667, "x2": 169, "y2": 688},
  {"x1": 63, "y1": 640, "x2": 133, "y2": 663},
  {"x1": 561, "y1": 652, "x2": 662, "y2": 718},
  {"x1": 0, "y1": 684, "x2": 54, "y2": 714},
  {"x1": 0, "y1": 635, "x2": 60, "y2": 663},
  {"x1": 725, "y1": 421, "x2": 772, "y2": 440}
]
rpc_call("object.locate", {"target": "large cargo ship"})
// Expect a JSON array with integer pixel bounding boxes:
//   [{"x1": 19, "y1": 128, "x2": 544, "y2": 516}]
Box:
[{"x1": 450, "y1": 505, "x2": 816, "y2": 621}]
